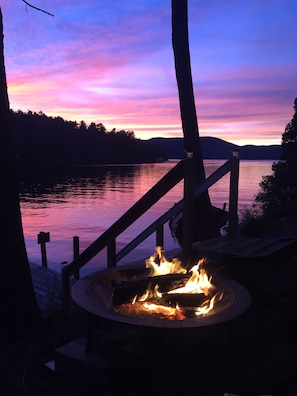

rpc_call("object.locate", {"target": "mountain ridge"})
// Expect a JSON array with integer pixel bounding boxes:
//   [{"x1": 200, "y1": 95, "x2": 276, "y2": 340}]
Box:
[{"x1": 149, "y1": 136, "x2": 281, "y2": 160}]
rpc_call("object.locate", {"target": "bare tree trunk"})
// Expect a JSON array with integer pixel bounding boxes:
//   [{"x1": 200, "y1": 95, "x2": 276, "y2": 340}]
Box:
[
  {"x1": 171, "y1": 0, "x2": 211, "y2": 264},
  {"x1": 0, "y1": 8, "x2": 40, "y2": 343}
]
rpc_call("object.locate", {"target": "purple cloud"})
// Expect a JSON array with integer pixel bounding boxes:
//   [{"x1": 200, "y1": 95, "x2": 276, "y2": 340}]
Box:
[{"x1": 2, "y1": 1, "x2": 297, "y2": 144}]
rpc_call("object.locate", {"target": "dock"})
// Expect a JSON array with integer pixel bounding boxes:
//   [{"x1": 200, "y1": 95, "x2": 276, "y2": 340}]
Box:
[
  {"x1": 29, "y1": 247, "x2": 182, "y2": 315},
  {"x1": 30, "y1": 262, "x2": 67, "y2": 315},
  {"x1": 197, "y1": 235, "x2": 297, "y2": 261}
]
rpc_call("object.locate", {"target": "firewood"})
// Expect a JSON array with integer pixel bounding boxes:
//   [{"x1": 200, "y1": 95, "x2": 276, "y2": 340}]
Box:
[
  {"x1": 162, "y1": 292, "x2": 209, "y2": 307},
  {"x1": 112, "y1": 282, "x2": 148, "y2": 306},
  {"x1": 112, "y1": 273, "x2": 190, "y2": 306}
]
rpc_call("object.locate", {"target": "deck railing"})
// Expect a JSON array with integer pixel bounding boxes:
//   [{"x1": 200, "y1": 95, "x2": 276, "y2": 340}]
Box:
[{"x1": 62, "y1": 153, "x2": 239, "y2": 308}]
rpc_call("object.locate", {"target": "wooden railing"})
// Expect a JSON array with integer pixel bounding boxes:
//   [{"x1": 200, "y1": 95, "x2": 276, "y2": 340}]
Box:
[{"x1": 62, "y1": 153, "x2": 239, "y2": 308}]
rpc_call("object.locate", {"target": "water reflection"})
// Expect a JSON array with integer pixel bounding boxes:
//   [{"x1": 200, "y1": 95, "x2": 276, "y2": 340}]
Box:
[{"x1": 19, "y1": 165, "x2": 138, "y2": 204}]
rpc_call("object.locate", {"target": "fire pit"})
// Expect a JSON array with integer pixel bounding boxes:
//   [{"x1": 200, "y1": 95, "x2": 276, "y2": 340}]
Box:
[{"x1": 72, "y1": 249, "x2": 251, "y2": 329}]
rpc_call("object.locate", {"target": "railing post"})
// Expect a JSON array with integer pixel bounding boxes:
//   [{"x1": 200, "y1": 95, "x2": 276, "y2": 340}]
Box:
[
  {"x1": 228, "y1": 150, "x2": 240, "y2": 237},
  {"x1": 156, "y1": 224, "x2": 164, "y2": 247},
  {"x1": 73, "y1": 236, "x2": 80, "y2": 280},
  {"x1": 107, "y1": 236, "x2": 116, "y2": 267},
  {"x1": 37, "y1": 231, "x2": 50, "y2": 267},
  {"x1": 182, "y1": 152, "x2": 196, "y2": 266},
  {"x1": 61, "y1": 266, "x2": 70, "y2": 312}
]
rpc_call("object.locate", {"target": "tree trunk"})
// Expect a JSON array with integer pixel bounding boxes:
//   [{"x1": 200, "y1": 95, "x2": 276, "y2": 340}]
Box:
[
  {"x1": 171, "y1": 0, "x2": 211, "y2": 264},
  {"x1": 0, "y1": 8, "x2": 40, "y2": 343}
]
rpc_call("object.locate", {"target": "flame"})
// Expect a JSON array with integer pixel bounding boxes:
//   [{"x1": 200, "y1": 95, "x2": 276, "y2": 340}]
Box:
[
  {"x1": 145, "y1": 246, "x2": 187, "y2": 276},
  {"x1": 117, "y1": 250, "x2": 223, "y2": 320},
  {"x1": 134, "y1": 284, "x2": 162, "y2": 302},
  {"x1": 143, "y1": 302, "x2": 185, "y2": 320},
  {"x1": 117, "y1": 301, "x2": 186, "y2": 320},
  {"x1": 195, "y1": 292, "x2": 223, "y2": 316},
  {"x1": 168, "y1": 258, "x2": 214, "y2": 296}
]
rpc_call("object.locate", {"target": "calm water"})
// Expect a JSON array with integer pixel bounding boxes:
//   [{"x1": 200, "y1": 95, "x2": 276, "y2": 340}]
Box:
[{"x1": 19, "y1": 159, "x2": 275, "y2": 273}]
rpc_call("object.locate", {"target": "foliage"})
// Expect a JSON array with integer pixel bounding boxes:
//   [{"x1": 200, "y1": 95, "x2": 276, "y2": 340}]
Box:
[
  {"x1": 255, "y1": 98, "x2": 297, "y2": 217},
  {"x1": 282, "y1": 98, "x2": 297, "y2": 165},
  {"x1": 239, "y1": 202, "x2": 263, "y2": 223},
  {"x1": 10, "y1": 110, "x2": 166, "y2": 175}
]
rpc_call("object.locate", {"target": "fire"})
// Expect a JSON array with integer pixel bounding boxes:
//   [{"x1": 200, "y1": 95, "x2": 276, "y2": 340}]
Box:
[
  {"x1": 122, "y1": 252, "x2": 222, "y2": 320},
  {"x1": 194, "y1": 292, "x2": 223, "y2": 316},
  {"x1": 135, "y1": 284, "x2": 162, "y2": 302},
  {"x1": 143, "y1": 302, "x2": 185, "y2": 320},
  {"x1": 145, "y1": 246, "x2": 187, "y2": 276},
  {"x1": 116, "y1": 300, "x2": 186, "y2": 321},
  {"x1": 168, "y1": 258, "x2": 214, "y2": 296}
]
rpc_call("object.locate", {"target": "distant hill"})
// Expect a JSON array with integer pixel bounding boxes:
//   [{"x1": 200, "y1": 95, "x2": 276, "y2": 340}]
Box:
[{"x1": 149, "y1": 137, "x2": 282, "y2": 160}]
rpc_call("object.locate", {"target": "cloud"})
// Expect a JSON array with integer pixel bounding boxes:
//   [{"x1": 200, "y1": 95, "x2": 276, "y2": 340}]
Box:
[{"x1": 2, "y1": 1, "x2": 297, "y2": 145}]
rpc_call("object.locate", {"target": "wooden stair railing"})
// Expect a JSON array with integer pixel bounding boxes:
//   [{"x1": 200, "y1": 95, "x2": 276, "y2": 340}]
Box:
[
  {"x1": 116, "y1": 154, "x2": 239, "y2": 262},
  {"x1": 62, "y1": 159, "x2": 185, "y2": 307},
  {"x1": 62, "y1": 153, "x2": 239, "y2": 309}
]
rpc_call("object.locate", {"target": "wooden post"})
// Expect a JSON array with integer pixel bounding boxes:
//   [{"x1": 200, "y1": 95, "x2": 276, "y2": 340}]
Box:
[
  {"x1": 182, "y1": 153, "x2": 196, "y2": 265},
  {"x1": 37, "y1": 231, "x2": 50, "y2": 267},
  {"x1": 156, "y1": 224, "x2": 164, "y2": 248},
  {"x1": 61, "y1": 265, "x2": 70, "y2": 312},
  {"x1": 73, "y1": 236, "x2": 80, "y2": 280},
  {"x1": 228, "y1": 150, "x2": 240, "y2": 237},
  {"x1": 107, "y1": 236, "x2": 116, "y2": 267}
]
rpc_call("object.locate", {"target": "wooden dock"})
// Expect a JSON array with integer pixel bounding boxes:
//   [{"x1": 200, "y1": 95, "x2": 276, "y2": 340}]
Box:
[
  {"x1": 29, "y1": 248, "x2": 181, "y2": 315},
  {"x1": 196, "y1": 236, "x2": 297, "y2": 260},
  {"x1": 30, "y1": 262, "x2": 67, "y2": 315}
]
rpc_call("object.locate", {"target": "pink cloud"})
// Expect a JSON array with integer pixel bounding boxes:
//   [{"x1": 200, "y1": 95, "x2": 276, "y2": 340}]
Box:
[{"x1": 3, "y1": 1, "x2": 297, "y2": 146}]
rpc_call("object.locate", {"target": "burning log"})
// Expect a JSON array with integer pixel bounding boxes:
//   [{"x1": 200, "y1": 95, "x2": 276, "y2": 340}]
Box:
[
  {"x1": 147, "y1": 273, "x2": 191, "y2": 290},
  {"x1": 114, "y1": 301, "x2": 186, "y2": 321},
  {"x1": 163, "y1": 292, "x2": 213, "y2": 308},
  {"x1": 112, "y1": 273, "x2": 190, "y2": 306}
]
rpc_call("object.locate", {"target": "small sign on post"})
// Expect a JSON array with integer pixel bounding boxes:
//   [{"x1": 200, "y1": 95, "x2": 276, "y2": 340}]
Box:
[{"x1": 37, "y1": 231, "x2": 50, "y2": 267}]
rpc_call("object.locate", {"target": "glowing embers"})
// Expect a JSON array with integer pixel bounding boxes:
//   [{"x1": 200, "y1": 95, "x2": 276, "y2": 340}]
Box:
[{"x1": 113, "y1": 248, "x2": 224, "y2": 320}]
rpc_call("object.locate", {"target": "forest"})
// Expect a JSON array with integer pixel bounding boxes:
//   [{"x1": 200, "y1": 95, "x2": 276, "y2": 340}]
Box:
[{"x1": 10, "y1": 109, "x2": 166, "y2": 174}]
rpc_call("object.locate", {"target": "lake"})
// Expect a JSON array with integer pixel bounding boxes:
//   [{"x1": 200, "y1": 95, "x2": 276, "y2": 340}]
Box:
[{"x1": 19, "y1": 159, "x2": 275, "y2": 273}]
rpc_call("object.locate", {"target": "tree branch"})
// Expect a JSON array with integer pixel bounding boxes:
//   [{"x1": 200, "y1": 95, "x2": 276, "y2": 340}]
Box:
[{"x1": 22, "y1": 0, "x2": 54, "y2": 17}]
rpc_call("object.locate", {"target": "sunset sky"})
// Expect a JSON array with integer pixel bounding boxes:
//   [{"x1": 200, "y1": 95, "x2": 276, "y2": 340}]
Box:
[{"x1": 1, "y1": 0, "x2": 297, "y2": 145}]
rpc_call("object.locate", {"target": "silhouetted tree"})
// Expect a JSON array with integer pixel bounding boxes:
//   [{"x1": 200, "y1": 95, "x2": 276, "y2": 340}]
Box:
[
  {"x1": 10, "y1": 110, "x2": 165, "y2": 169},
  {"x1": 256, "y1": 98, "x2": 297, "y2": 215},
  {"x1": 172, "y1": 0, "x2": 225, "y2": 261},
  {"x1": 0, "y1": 8, "x2": 40, "y2": 342},
  {"x1": 282, "y1": 98, "x2": 297, "y2": 167},
  {"x1": 79, "y1": 120, "x2": 87, "y2": 133}
]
